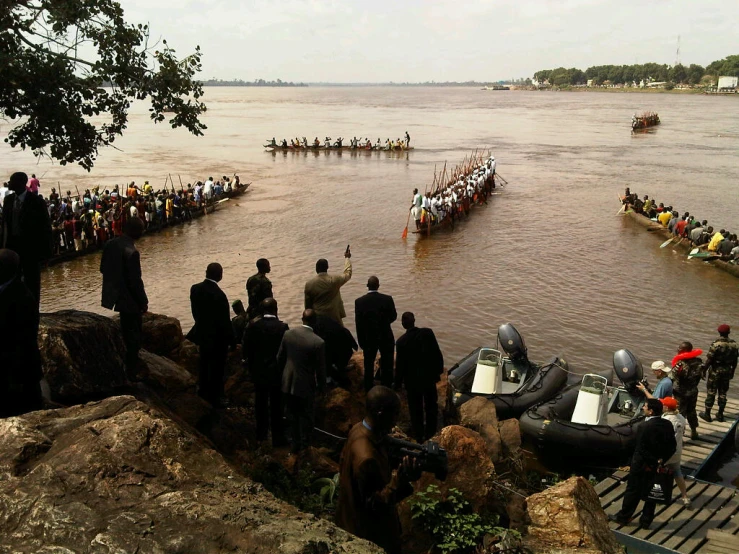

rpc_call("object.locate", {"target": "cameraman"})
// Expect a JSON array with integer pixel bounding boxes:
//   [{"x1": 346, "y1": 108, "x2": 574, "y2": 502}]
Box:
[{"x1": 336, "y1": 386, "x2": 420, "y2": 554}]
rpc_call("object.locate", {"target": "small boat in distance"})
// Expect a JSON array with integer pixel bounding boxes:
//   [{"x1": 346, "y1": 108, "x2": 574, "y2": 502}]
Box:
[{"x1": 631, "y1": 112, "x2": 660, "y2": 131}]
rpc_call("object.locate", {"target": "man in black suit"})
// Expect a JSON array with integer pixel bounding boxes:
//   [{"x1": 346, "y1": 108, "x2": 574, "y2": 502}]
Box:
[
  {"x1": 1, "y1": 172, "x2": 53, "y2": 305},
  {"x1": 278, "y1": 309, "x2": 326, "y2": 454},
  {"x1": 395, "y1": 312, "x2": 444, "y2": 442},
  {"x1": 314, "y1": 314, "x2": 358, "y2": 387},
  {"x1": 0, "y1": 249, "x2": 43, "y2": 417},
  {"x1": 243, "y1": 298, "x2": 289, "y2": 446},
  {"x1": 355, "y1": 276, "x2": 397, "y2": 391},
  {"x1": 188, "y1": 263, "x2": 236, "y2": 407},
  {"x1": 100, "y1": 217, "x2": 148, "y2": 380},
  {"x1": 611, "y1": 398, "x2": 677, "y2": 528}
]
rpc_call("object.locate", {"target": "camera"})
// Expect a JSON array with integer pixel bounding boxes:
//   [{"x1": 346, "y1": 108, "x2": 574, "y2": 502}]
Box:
[{"x1": 387, "y1": 436, "x2": 448, "y2": 481}]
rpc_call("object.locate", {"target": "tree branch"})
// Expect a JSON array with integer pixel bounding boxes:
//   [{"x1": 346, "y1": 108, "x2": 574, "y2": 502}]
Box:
[{"x1": 15, "y1": 28, "x2": 95, "y2": 68}]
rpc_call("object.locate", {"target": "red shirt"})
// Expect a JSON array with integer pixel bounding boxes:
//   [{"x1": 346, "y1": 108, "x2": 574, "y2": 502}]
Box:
[{"x1": 676, "y1": 220, "x2": 688, "y2": 236}]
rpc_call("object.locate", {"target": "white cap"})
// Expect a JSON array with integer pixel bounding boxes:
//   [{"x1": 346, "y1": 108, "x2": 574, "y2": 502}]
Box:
[{"x1": 651, "y1": 360, "x2": 670, "y2": 373}]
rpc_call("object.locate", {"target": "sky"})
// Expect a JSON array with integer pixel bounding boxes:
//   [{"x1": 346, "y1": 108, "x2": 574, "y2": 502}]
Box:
[{"x1": 119, "y1": 0, "x2": 739, "y2": 83}]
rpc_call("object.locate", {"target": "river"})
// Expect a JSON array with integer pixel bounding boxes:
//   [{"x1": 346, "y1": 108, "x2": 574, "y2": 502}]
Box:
[{"x1": 2, "y1": 87, "x2": 738, "y2": 378}]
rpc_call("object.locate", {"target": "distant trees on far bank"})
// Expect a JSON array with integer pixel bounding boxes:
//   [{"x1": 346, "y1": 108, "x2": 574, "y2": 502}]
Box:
[
  {"x1": 534, "y1": 55, "x2": 739, "y2": 87},
  {"x1": 202, "y1": 79, "x2": 307, "y2": 87}
]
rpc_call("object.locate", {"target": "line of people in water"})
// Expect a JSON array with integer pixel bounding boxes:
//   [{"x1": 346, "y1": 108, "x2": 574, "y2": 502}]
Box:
[
  {"x1": 0, "y1": 174, "x2": 245, "y2": 257},
  {"x1": 268, "y1": 131, "x2": 411, "y2": 150},
  {"x1": 410, "y1": 154, "x2": 498, "y2": 232},
  {"x1": 622, "y1": 188, "x2": 738, "y2": 262}
]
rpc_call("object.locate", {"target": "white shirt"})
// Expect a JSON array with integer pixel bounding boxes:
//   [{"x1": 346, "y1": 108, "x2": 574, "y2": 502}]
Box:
[
  {"x1": 412, "y1": 193, "x2": 422, "y2": 208},
  {"x1": 0, "y1": 186, "x2": 8, "y2": 203}
]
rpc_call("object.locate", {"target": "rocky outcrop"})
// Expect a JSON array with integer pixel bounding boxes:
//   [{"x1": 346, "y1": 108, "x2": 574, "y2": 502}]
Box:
[
  {"x1": 140, "y1": 312, "x2": 183, "y2": 356},
  {"x1": 0, "y1": 396, "x2": 383, "y2": 553},
  {"x1": 458, "y1": 396, "x2": 521, "y2": 463},
  {"x1": 38, "y1": 310, "x2": 127, "y2": 402},
  {"x1": 524, "y1": 476, "x2": 621, "y2": 554},
  {"x1": 139, "y1": 350, "x2": 196, "y2": 392}
]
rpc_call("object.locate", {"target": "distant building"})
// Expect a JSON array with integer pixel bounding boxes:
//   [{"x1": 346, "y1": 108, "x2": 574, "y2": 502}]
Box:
[
  {"x1": 646, "y1": 81, "x2": 668, "y2": 88},
  {"x1": 718, "y1": 76, "x2": 738, "y2": 91},
  {"x1": 586, "y1": 79, "x2": 594, "y2": 87}
]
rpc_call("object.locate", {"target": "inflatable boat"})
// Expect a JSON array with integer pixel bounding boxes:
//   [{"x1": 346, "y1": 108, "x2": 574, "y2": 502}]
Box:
[
  {"x1": 447, "y1": 324, "x2": 570, "y2": 420},
  {"x1": 519, "y1": 349, "x2": 647, "y2": 468}
]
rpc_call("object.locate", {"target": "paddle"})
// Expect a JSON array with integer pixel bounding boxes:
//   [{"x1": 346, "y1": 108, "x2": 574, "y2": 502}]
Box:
[
  {"x1": 401, "y1": 208, "x2": 411, "y2": 239},
  {"x1": 687, "y1": 248, "x2": 701, "y2": 259},
  {"x1": 660, "y1": 238, "x2": 673, "y2": 248}
]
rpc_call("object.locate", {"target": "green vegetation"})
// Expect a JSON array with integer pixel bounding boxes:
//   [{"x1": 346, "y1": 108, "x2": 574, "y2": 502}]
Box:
[
  {"x1": 1, "y1": 0, "x2": 206, "y2": 170},
  {"x1": 408, "y1": 485, "x2": 518, "y2": 553},
  {"x1": 534, "y1": 54, "x2": 739, "y2": 87},
  {"x1": 202, "y1": 78, "x2": 307, "y2": 87}
]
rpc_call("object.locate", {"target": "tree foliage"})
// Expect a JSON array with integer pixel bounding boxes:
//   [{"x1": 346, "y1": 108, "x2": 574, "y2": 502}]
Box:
[
  {"x1": 0, "y1": 0, "x2": 207, "y2": 170},
  {"x1": 534, "y1": 54, "x2": 736, "y2": 86}
]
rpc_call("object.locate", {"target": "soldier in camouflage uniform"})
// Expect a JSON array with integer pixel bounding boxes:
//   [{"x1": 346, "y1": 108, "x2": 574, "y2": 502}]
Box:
[
  {"x1": 672, "y1": 341, "x2": 704, "y2": 440},
  {"x1": 246, "y1": 258, "x2": 273, "y2": 321},
  {"x1": 700, "y1": 325, "x2": 739, "y2": 423}
]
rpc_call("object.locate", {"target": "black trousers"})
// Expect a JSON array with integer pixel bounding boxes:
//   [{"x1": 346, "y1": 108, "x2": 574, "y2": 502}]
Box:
[
  {"x1": 198, "y1": 344, "x2": 228, "y2": 406},
  {"x1": 676, "y1": 391, "x2": 699, "y2": 431},
  {"x1": 254, "y1": 382, "x2": 285, "y2": 445},
  {"x1": 119, "y1": 312, "x2": 142, "y2": 379},
  {"x1": 363, "y1": 341, "x2": 394, "y2": 391},
  {"x1": 617, "y1": 468, "x2": 656, "y2": 525},
  {"x1": 406, "y1": 384, "x2": 438, "y2": 442},
  {"x1": 285, "y1": 393, "x2": 314, "y2": 453},
  {"x1": 20, "y1": 257, "x2": 42, "y2": 307}
]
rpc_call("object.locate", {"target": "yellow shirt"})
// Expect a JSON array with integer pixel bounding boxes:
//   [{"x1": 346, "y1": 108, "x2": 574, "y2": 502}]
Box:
[
  {"x1": 708, "y1": 232, "x2": 724, "y2": 252},
  {"x1": 658, "y1": 212, "x2": 672, "y2": 226}
]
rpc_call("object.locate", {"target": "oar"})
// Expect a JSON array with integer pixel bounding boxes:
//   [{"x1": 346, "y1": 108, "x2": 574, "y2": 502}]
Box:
[
  {"x1": 660, "y1": 238, "x2": 674, "y2": 248},
  {"x1": 672, "y1": 237, "x2": 685, "y2": 249},
  {"x1": 687, "y1": 248, "x2": 700, "y2": 259},
  {"x1": 401, "y1": 208, "x2": 411, "y2": 239}
]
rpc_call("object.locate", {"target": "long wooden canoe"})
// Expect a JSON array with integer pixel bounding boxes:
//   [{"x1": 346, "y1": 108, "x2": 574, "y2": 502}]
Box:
[{"x1": 264, "y1": 144, "x2": 414, "y2": 152}]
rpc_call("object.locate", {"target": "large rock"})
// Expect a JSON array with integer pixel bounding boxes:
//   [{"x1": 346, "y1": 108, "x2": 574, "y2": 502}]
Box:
[
  {"x1": 140, "y1": 312, "x2": 183, "y2": 356},
  {"x1": 498, "y1": 418, "x2": 522, "y2": 458},
  {"x1": 459, "y1": 396, "x2": 503, "y2": 463},
  {"x1": 138, "y1": 350, "x2": 196, "y2": 392},
  {"x1": 0, "y1": 396, "x2": 383, "y2": 554},
  {"x1": 524, "y1": 476, "x2": 621, "y2": 554},
  {"x1": 38, "y1": 310, "x2": 127, "y2": 402}
]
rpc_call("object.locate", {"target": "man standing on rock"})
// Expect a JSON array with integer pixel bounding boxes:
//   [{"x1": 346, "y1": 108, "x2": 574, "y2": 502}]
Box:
[
  {"x1": 1, "y1": 171, "x2": 53, "y2": 306},
  {"x1": 355, "y1": 276, "x2": 397, "y2": 391},
  {"x1": 610, "y1": 399, "x2": 676, "y2": 529},
  {"x1": 188, "y1": 263, "x2": 236, "y2": 407},
  {"x1": 336, "y1": 385, "x2": 421, "y2": 554},
  {"x1": 245, "y1": 258, "x2": 273, "y2": 321},
  {"x1": 394, "y1": 312, "x2": 444, "y2": 442},
  {"x1": 0, "y1": 249, "x2": 43, "y2": 416},
  {"x1": 701, "y1": 325, "x2": 738, "y2": 423},
  {"x1": 304, "y1": 247, "x2": 352, "y2": 326},
  {"x1": 243, "y1": 298, "x2": 289, "y2": 447},
  {"x1": 100, "y1": 217, "x2": 148, "y2": 381},
  {"x1": 277, "y1": 309, "x2": 326, "y2": 454}
]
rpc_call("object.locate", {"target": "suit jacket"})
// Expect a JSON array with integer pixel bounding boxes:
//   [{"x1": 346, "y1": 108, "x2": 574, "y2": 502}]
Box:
[
  {"x1": 188, "y1": 279, "x2": 235, "y2": 349},
  {"x1": 631, "y1": 416, "x2": 677, "y2": 471},
  {"x1": 99, "y1": 236, "x2": 148, "y2": 313},
  {"x1": 0, "y1": 278, "x2": 42, "y2": 394},
  {"x1": 278, "y1": 325, "x2": 326, "y2": 398},
  {"x1": 395, "y1": 326, "x2": 444, "y2": 389},
  {"x1": 314, "y1": 314, "x2": 358, "y2": 369},
  {"x1": 2, "y1": 192, "x2": 53, "y2": 261},
  {"x1": 335, "y1": 422, "x2": 413, "y2": 554},
  {"x1": 355, "y1": 291, "x2": 397, "y2": 349},
  {"x1": 243, "y1": 316, "x2": 289, "y2": 386},
  {"x1": 304, "y1": 259, "x2": 352, "y2": 324}
]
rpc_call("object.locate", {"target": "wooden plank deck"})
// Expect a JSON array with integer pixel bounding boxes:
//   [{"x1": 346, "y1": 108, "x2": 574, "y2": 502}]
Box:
[{"x1": 597, "y1": 391, "x2": 739, "y2": 553}]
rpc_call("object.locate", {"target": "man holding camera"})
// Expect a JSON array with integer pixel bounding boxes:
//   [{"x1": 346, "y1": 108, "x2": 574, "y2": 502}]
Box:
[{"x1": 336, "y1": 386, "x2": 421, "y2": 554}]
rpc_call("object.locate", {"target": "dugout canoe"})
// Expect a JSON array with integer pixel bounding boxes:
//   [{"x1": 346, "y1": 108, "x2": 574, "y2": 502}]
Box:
[
  {"x1": 47, "y1": 184, "x2": 250, "y2": 268},
  {"x1": 446, "y1": 324, "x2": 569, "y2": 420},
  {"x1": 264, "y1": 144, "x2": 414, "y2": 152},
  {"x1": 519, "y1": 349, "x2": 646, "y2": 468},
  {"x1": 631, "y1": 112, "x2": 660, "y2": 131},
  {"x1": 621, "y1": 204, "x2": 739, "y2": 279}
]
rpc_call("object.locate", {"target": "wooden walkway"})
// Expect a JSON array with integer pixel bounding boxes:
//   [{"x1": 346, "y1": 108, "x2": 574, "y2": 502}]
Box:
[{"x1": 597, "y1": 392, "x2": 739, "y2": 554}]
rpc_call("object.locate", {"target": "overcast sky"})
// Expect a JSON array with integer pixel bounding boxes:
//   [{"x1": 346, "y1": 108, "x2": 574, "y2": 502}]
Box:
[{"x1": 120, "y1": 0, "x2": 738, "y2": 82}]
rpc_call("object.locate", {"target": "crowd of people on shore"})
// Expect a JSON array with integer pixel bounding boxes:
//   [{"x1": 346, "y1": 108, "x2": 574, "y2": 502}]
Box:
[
  {"x1": 267, "y1": 131, "x2": 412, "y2": 150},
  {"x1": 409, "y1": 154, "x2": 498, "y2": 233},
  {"x1": 622, "y1": 188, "x2": 739, "y2": 262},
  {"x1": 0, "y1": 173, "x2": 246, "y2": 258}
]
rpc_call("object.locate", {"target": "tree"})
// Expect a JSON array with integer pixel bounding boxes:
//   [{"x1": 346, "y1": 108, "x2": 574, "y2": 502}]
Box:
[
  {"x1": 668, "y1": 64, "x2": 687, "y2": 84},
  {"x1": 686, "y1": 64, "x2": 705, "y2": 85},
  {"x1": 707, "y1": 55, "x2": 739, "y2": 77},
  {"x1": 1, "y1": 1, "x2": 207, "y2": 170}
]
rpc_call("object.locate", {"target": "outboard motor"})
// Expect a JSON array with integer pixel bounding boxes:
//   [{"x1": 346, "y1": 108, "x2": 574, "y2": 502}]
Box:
[
  {"x1": 612, "y1": 349, "x2": 644, "y2": 394},
  {"x1": 497, "y1": 324, "x2": 528, "y2": 364}
]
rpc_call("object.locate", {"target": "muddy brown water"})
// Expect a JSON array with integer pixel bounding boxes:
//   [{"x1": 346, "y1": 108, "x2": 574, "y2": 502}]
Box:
[{"x1": 2, "y1": 87, "x2": 738, "y2": 382}]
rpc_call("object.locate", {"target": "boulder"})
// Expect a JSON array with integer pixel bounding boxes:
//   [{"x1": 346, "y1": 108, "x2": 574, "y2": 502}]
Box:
[
  {"x1": 139, "y1": 350, "x2": 196, "y2": 392},
  {"x1": 0, "y1": 396, "x2": 383, "y2": 554},
  {"x1": 524, "y1": 476, "x2": 621, "y2": 554},
  {"x1": 498, "y1": 418, "x2": 522, "y2": 457},
  {"x1": 459, "y1": 396, "x2": 503, "y2": 462},
  {"x1": 315, "y1": 386, "x2": 365, "y2": 437},
  {"x1": 140, "y1": 312, "x2": 183, "y2": 356},
  {"x1": 38, "y1": 310, "x2": 127, "y2": 402},
  {"x1": 172, "y1": 338, "x2": 200, "y2": 376}
]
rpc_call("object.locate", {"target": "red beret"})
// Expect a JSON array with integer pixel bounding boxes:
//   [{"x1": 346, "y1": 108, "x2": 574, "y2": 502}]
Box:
[
  {"x1": 718, "y1": 324, "x2": 731, "y2": 334},
  {"x1": 660, "y1": 397, "x2": 678, "y2": 410}
]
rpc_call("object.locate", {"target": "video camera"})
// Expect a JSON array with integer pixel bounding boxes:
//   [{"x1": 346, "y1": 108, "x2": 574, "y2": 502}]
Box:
[{"x1": 386, "y1": 436, "x2": 448, "y2": 481}]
